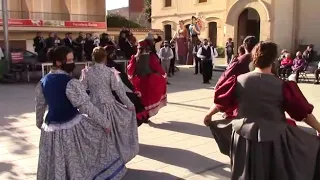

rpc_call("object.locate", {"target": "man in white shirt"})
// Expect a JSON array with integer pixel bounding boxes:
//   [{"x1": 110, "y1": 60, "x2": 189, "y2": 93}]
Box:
[
  {"x1": 197, "y1": 39, "x2": 217, "y2": 84},
  {"x1": 209, "y1": 42, "x2": 218, "y2": 79},
  {"x1": 159, "y1": 41, "x2": 173, "y2": 84},
  {"x1": 193, "y1": 40, "x2": 202, "y2": 74},
  {"x1": 0, "y1": 46, "x2": 4, "y2": 60}
]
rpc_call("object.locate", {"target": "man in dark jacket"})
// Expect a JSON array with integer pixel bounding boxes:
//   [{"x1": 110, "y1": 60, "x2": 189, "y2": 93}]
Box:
[
  {"x1": 100, "y1": 33, "x2": 114, "y2": 47},
  {"x1": 33, "y1": 32, "x2": 45, "y2": 54},
  {"x1": 44, "y1": 32, "x2": 55, "y2": 51},
  {"x1": 63, "y1": 32, "x2": 74, "y2": 50},
  {"x1": 33, "y1": 32, "x2": 45, "y2": 62},
  {"x1": 44, "y1": 32, "x2": 55, "y2": 61},
  {"x1": 303, "y1": 44, "x2": 314, "y2": 67},
  {"x1": 169, "y1": 41, "x2": 176, "y2": 76},
  {"x1": 84, "y1": 33, "x2": 94, "y2": 61},
  {"x1": 74, "y1": 32, "x2": 85, "y2": 61}
]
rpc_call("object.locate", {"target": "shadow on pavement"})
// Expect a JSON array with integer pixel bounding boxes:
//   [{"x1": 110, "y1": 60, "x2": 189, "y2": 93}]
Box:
[
  {"x1": 167, "y1": 102, "x2": 209, "y2": 111},
  {"x1": 166, "y1": 67, "x2": 222, "y2": 94},
  {"x1": 0, "y1": 84, "x2": 38, "y2": 179},
  {"x1": 149, "y1": 121, "x2": 212, "y2": 139},
  {"x1": 123, "y1": 169, "x2": 179, "y2": 180},
  {"x1": 138, "y1": 144, "x2": 227, "y2": 177}
]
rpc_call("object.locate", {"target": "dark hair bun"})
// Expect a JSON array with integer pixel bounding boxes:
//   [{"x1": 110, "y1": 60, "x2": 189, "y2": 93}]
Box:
[
  {"x1": 243, "y1": 36, "x2": 258, "y2": 52},
  {"x1": 251, "y1": 41, "x2": 278, "y2": 69},
  {"x1": 47, "y1": 46, "x2": 73, "y2": 66}
]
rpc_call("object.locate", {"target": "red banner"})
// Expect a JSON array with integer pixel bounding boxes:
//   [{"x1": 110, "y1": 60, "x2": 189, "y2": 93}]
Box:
[
  {"x1": 64, "y1": 21, "x2": 106, "y2": 29},
  {"x1": 11, "y1": 52, "x2": 24, "y2": 63},
  {"x1": 0, "y1": 19, "x2": 106, "y2": 29},
  {"x1": 0, "y1": 19, "x2": 43, "y2": 26}
]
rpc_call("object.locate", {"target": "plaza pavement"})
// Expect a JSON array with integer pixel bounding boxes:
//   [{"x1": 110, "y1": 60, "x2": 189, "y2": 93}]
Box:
[{"x1": 1, "y1": 61, "x2": 320, "y2": 179}]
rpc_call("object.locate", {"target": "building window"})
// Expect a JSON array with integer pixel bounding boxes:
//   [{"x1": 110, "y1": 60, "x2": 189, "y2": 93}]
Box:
[
  {"x1": 199, "y1": 0, "x2": 207, "y2": 3},
  {"x1": 164, "y1": 0, "x2": 172, "y2": 7}
]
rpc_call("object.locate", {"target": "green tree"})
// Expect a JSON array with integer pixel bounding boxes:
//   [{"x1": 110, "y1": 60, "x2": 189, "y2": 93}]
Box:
[
  {"x1": 144, "y1": 0, "x2": 151, "y2": 23},
  {"x1": 106, "y1": 14, "x2": 143, "y2": 28}
]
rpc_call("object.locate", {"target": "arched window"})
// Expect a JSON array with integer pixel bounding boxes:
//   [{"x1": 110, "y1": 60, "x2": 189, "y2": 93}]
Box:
[
  {"x1": 199, "y1": 0, "x2": 207, "y2": 3},
  {"x1": 164, "y1": 0, "x2": 172, "y2": 7}
]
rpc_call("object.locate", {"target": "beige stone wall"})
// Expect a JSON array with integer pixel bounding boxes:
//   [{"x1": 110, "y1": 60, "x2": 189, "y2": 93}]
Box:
[
  {"x1": 151, "y1": 0, "x2": 226, "y2": 47},
  {"x1": 297, "y1": 0, "x2": 320, "y2": 52},
  {"x1": 272, "y1": 0, "x2": 295, "y2": 51},
  {"x1": 4, "y1": 0, "x2": 105, "y2": 22}
]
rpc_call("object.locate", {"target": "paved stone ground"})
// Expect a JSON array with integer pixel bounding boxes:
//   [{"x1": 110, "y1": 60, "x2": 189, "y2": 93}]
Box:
[{"x1": 1, "y1": 62, "x2": 320, "y2": 180}]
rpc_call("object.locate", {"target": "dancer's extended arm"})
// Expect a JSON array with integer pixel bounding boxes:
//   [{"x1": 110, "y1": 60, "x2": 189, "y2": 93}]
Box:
[
  {"x1": 35, "y1": 82, "x2": 47, "y2": 129},
  {"x1": 66, "y1": 79, "x2": 111, "y2": 129}
]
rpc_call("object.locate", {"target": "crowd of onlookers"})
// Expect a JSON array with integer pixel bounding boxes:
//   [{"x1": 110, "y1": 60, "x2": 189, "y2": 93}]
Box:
[
  {"x1": 32, "y1": 31, "x2": 320, "y2": 85},
  {"x1": 33, "y1": 28, "x2": 141, "y2": 63},
  {"x1": 275, "y1": 45, "x2": 320, "y2": 84}
]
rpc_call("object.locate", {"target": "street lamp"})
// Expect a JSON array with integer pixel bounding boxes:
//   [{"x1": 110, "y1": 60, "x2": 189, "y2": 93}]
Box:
[{"x1": 2, "y1": 0, "x2": 10, "y2": 71}]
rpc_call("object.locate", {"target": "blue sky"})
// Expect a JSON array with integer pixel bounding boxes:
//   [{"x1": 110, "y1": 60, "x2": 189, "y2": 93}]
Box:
[{"x1": 106, "y1": 0, "x2": 129, "y2": 10}]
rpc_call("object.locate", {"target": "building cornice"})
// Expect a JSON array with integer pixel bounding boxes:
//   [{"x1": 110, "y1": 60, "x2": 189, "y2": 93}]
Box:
[{"x1": 152, "y1": 10, "x2": 226, "y2": 19}]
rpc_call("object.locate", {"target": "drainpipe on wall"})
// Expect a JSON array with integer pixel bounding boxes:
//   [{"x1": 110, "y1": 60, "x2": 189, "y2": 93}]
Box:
[
  {"x1": 2, "y1": 0, "x2": 11, "y2": 71},
  {"x1": 292, "y1": 0, "x2": 300, "y2": 51}
]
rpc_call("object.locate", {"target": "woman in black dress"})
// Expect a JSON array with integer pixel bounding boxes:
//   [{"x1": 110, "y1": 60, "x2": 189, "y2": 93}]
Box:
[{"x1": 105, "y1": 46, "x2": 149, "y2": 126}]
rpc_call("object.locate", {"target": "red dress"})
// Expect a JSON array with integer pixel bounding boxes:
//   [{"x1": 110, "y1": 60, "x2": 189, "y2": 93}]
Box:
[
  {"x1": 210, "y1": 75, "x2": 314, "y2": 156},
  {"x1": 127, "y1": 53, "x2": 167, "y2": 117},
  {"x1": 211, "y1": 75, "x2": 320, "y2": 180},
  {"x1": 215, "y1": 76, "x2": 312, "y2": 124}
]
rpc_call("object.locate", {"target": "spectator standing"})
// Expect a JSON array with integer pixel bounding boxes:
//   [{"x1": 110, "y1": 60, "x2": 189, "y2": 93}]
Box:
[
  {"x1": 225, "y1": 38, "x2": 234, "y2": 64},
  {"x1": 169, "y1": 41, "x2": 176, "y2": 76},
  {"x1": 63, "y1": 32, "x2": 74, "y2": 50},
  {"x1": 33, "y1": 32, "x2": 45, "y2": 62},
  {"x1": 75, "y1": 32, "x2": 85, "y2": 61},
  {"x1": 303, "y1": 45, "x2": 314, "y2": 66},
  {"x1": 314, "y1": 62, "x2": 320, "y2": 84},
  {"x1": 93, "y1": 33, "x2": 100, "y2": 47},
  {"x1": 44, "y1": 32, "x2": 55, "y2": 52},
  {"x1": 119, "y1": 30, "x2": 134, "y2": 59},
  {"x1": 84, "y1": 33, "x2": 94, "y2": 61},
  {"x1": 53, "y1": 33, "x2": 62, "y2": 47},
  {"x1": 197, "y1": 39, "x2": 216, "y2": 84},
  {"x1": 193, "y1": 40, "x2": 202, "y2": 74},
  {"x1": 209, "y1": 43, "x2": 218, "y2": 79},
  {"x1": 100, "y1": 33, "x2": 114, "y2": 47},
  {"x1": 159, "y1": 41, "x2": 173, "y2": 84},
  {"x1": 33, "y1": 32, "x2": 45, "y2": 54}
]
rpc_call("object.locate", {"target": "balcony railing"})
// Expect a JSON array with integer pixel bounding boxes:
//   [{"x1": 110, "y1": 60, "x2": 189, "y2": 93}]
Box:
[{"x1": 0, "y1": 11, "x2": 106, "y2": 22}]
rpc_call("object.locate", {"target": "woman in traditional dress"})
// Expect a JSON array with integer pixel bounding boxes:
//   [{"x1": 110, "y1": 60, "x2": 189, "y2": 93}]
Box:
[
  {"x1": 171, "y1": 20, "x2": 188, "y2": 65},
  {"x1": 104, "y1": 46, "x2": 149, "y2": 126},
  {"x1": 80, "y1": 47, "x2": 139, "y2": 163},
  {"x1": 36, "y1": 46, "x2": 127, "y2": 180},
  {"x1": 127, "y1": 39, "x2": 167, "y2": 118},
  {"x1": 205, "y1": 41, "x2": 320, "y2": 180}
]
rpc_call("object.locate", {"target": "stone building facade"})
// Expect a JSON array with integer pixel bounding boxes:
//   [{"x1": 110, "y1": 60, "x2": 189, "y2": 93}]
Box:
[{"x1": 151, "y1": 0, "x2": 320, "y2": 53}]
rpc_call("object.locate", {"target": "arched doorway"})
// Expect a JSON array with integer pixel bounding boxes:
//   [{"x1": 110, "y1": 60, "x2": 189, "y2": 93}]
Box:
[
  {"x1": 208, "y1": 22, "x2": 217, "y2": 46},
  {"x1": 237, "y1": 8, "x2": 260, "y2": 47},
  {"x1": 164, "y1": 24, "x2": 172, "y2": 41}
]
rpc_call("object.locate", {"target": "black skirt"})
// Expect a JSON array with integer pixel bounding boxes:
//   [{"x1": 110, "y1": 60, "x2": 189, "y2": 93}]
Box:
[{"x1": 112, "y1": 91, "x2": 148, "y2": 127}]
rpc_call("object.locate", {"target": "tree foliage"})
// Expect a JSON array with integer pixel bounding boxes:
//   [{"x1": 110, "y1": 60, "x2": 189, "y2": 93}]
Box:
[
  {"x1": 144, "y1": 0, "x2": 151, "y2": 23},
  {"x1": 107, "y1": 14, "x2": 142, "y2": 28}
]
